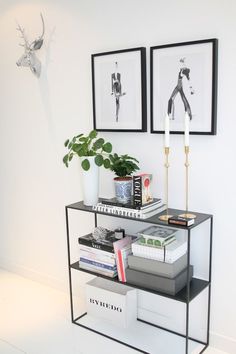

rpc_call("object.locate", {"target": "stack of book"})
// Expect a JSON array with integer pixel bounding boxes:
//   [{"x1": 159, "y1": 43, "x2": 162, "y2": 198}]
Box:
[
  {"x1": 78, "y1": 233, "x2": 118, "y2": 278},
  {"x1": 78, "y1": 232, "x2": 137, "y2": 280},
  {"x1": 93, "y1": 197, "x2": 166, "y2": 219},
  {"x1": 126, "y1": 226, "x2": 193, "y2": 295}
]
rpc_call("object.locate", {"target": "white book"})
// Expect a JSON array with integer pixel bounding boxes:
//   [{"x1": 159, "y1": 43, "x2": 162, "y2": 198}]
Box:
[
  {"x1": 79, "y1": 254, "x2": 116, "y2": 268},
  {"x1": 79, "y1": 249, "x2": 116, "y2": 266},
  {"x1": 93, "y1": 203, "x2": 166, "y2": 219},
  {"x1": 79, "y1": 262, "x2": 117, "y2": 277},
  {"x1": 132, "y1": 239, "x2": 187, "y2": 264},
  {"x1": 79, "y1": 245, "x2": 116, "y2": 261}
]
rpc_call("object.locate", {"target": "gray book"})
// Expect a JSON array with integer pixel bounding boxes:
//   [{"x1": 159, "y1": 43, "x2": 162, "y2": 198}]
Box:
[
  {"x1": 128, "y1": 253, "x2": 187, "y2": 279},
  {"x1": 126, "y1": 266, "x2": 193, "y2": 296}
]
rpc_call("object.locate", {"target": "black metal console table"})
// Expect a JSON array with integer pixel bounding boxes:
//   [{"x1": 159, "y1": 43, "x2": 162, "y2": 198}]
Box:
[{"x1": 65, "y1": 201, "x2": 213, "y2": 354}]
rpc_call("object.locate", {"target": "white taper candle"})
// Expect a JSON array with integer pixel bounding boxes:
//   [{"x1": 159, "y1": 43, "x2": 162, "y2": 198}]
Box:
[
  {"x1": 184, "y1": 112, "x2": 190, "y2": 146},
  {"x1": 164, "y1": 113, "x2": 170, "y2": 147}
]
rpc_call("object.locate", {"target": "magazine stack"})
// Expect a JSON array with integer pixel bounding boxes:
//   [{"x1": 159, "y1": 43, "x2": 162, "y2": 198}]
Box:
[{"x1": 78, "y1": 231, "x2": 118, "y2": 278}]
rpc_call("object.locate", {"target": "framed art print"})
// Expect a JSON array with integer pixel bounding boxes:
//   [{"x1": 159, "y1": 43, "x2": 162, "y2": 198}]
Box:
[
  {"x1": 92, "y1": 47, "x2": 147, "y2": 132},
  {"x1": 150, "y1": 39, "x2": 218, "y2": 135}
]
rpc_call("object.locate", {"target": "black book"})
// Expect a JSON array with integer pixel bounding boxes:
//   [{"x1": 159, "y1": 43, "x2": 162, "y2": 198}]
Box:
[
  {"x1": 100, "y1": 197, "x2": 162, "y2": 210},
  {"x1": 168, "y1": 215, "x2": 195, "y2": 227},
  {"x1": 78, "y1": 232, "x2": 117, "y2": 253}
]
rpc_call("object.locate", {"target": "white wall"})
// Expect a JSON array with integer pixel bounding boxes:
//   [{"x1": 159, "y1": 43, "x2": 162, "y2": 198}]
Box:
[{"x1": 0, "y1": 0, "x2": 236, "y2": 352}]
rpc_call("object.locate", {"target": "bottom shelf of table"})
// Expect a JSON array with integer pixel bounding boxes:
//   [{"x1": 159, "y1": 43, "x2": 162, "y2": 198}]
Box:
[{"x1": 73, "y1": 312, "x2": 206, "y2": 354}]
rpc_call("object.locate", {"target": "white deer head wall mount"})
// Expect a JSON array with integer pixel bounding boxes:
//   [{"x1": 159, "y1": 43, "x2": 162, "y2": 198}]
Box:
[{"x1": 16, "y1": 13, "x2": 45, "y2": 78}]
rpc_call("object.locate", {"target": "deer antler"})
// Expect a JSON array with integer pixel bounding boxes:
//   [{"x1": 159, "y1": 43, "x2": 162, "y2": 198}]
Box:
[
  {"x1": 30, "y1": 13, "x2": 45, "y2": 51},
  {"x1": 16, "y1": 22, "x2": 29, "y2": 49}
]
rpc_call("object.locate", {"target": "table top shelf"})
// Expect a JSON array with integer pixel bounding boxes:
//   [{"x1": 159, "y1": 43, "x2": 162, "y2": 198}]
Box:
[{"x1": 66, "y1": 200, "x2": 212, "y2": 230}]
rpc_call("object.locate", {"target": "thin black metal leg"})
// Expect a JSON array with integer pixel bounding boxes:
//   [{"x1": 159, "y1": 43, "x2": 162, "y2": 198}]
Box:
[
  {"x1": 94, "y1": 212, "x2": 97, "y2": 227},
  {"x1": 185, "y1": 229, "x2": 191, "y2": 354},
  {"x1": 207, "y1": 217, "x2": 213, "y2": 345},
  {"x1": 65, "y1": 206, "x2": 74, "y2": 322}
]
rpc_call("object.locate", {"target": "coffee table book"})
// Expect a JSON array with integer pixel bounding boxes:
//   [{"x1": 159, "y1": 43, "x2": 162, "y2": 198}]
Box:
[
  {"x1": 131, "y1": 238, "x2": 187, "y2": 263},
  {"x1": 100, "y1": 197, "x2": 162, "y2": 210},
  {"x1": 137, "y1": 225, "x2": 177, "y2": 247},
  {"x1": 93, "y1": 202, "x2": 166, "y2": 219}
]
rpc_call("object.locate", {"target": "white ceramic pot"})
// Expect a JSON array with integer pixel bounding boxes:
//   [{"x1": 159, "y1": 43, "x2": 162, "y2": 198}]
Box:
[{"x1": 81, "y1": 156, "x2": 99, "y2": 206}]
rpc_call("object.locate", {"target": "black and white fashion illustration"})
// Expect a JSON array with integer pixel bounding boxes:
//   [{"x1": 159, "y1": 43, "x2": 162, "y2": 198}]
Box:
[
  {"x1": 167, "y1": 58, "x2": 195, "y2": 120},
  {"x1": 111, "y1": 62, "x2": 126, "y2": 122}
]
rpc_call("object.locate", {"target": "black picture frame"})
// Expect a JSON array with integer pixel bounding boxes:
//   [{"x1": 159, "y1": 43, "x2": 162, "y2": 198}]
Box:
[
  {"x1": 92, "y1": 47, "x2": 147, "y2": 132},
  {"x1": 150, "y1": 38, "x2": 218, "y2": 135}
]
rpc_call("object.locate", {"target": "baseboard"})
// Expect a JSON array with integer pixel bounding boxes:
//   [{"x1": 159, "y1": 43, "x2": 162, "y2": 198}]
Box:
[
  {"x1": 0, "y1": 258, "x2": 68, "y2": 293},
  {"x1": 210, "y1": 331, "x2": 236, "y2": 354}
]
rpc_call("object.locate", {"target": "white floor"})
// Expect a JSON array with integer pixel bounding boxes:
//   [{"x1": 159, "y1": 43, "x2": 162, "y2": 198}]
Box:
[{"x1": 0, "y1": 270, "x2": 229, "y2": 354}]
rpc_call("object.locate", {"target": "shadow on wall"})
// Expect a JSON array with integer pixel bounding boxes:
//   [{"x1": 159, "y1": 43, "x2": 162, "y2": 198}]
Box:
[{"x1": 38, "y1": 26, "x2": 56, "y2": 140}]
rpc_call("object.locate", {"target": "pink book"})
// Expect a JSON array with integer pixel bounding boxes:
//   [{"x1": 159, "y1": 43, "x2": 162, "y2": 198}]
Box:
[{"x1": 113, "y1": 236, "x2": 133, "y2": 282}]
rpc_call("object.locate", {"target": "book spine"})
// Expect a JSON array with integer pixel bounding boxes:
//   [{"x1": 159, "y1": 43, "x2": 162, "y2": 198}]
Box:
[
  {"x1": 132, "y1": 243, "x2": 165, "y2": 262},
  {"x1": 138, "y1": 235, "x2": 176, "y2": 247},
  {"x1": 78, "y1": 238, "x2": 114, "y2": 253},
  {"x1": 93, "y1": 203, "x2": 166, "y2": 219},
  {"x1": 116, "y1": 249, "x2": 122, "y2": 281},
  {"x1": 79, "y1": 250, "x2": 116, "y2": 265},
  {"x1": 168, "y1": 219, "x2": 188, "y2": 226},
  {"x1": 79, "y1": 257, "x2": 116, "y2": 271},
  {"x1": 79, "y1": 244, "x2": 116, "y2": 259},
  {"x1": 93, "y1": 203, "x2": 143, "y2": 218},
  {"x1": 100, "y1": 198, "x2": 161, "y2": 210},
  {"x1": 79, "y1": 263, "x2": 117, "y2": 277},
  {"x1": 101, "y1": 200, "x2": 141, "y2": 210},
  {"x1": 133, "y1": 176, "x2": 142, "y2": 206},
  {"x1": 118, "y1": 249, "x2": 126, "y2": 282}
]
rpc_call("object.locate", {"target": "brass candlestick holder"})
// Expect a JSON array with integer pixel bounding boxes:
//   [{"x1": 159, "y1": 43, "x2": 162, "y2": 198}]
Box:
[
  {"x1": 159, "y1": 147, "x2": 173, "y2": 221},
  {"x1": 179, "y1": 146, "x2": 196, "y2": 219}
]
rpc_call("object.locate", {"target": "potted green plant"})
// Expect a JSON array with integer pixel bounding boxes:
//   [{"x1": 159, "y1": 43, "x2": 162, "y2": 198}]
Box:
[
  {"x1": 63, "y1": 130, "x2": 112, "y2": 206},
  {"x1": 108, "y1": 153, "x2": 139, "y2": 204}
]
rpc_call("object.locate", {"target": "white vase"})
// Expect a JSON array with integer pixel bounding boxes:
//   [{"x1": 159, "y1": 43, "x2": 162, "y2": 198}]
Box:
[{"x1": 81, "y1": 156, "x2": 99, "y2": 206}]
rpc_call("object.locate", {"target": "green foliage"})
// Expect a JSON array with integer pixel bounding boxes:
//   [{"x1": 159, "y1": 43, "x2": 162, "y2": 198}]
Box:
[
  {"x1": 63, "y1": 130, "x2": 113, "y2": 171},
  {"x1": 63, "y1": 130, "x2": 139, "y2": 177},
  {"x1": 108, "y1": 153, "x2": 139, "y2": 178}
]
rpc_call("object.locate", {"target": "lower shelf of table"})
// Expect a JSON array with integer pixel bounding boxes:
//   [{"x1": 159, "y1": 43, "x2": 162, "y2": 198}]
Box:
[
  {"x1": 73, "y1": 312, "x2": 207, "y2": 354},
  {"x1": 70, "y1": 261, "x2": 209, "y2": 303}
]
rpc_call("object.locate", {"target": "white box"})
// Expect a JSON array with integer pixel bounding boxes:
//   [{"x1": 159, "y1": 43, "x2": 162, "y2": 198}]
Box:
[{"x1": 85, "y1": 277, "x2": 137, "y2": 328}]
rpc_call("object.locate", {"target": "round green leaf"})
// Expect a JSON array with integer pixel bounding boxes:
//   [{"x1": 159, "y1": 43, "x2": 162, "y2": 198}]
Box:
[
  {"x1": 78, "y1": 145, "x2": 87, "y2": 157},
  {"x1": 81, "y1": 159, "x2": 90, "y2": 171},
  {"x1": 63, "y1": 154, "x2": 69, "y2": 167},
  {"x1": 95, "y1": 154, "x2": 103, "y2": 166},
  {"x1": 89, "y1": 130, "x2": 97, "y2": 139},
  {"x1": 102, "y1": 142, "x2": 112, "y2": 153},
  {"x1": 64, "y1": 139, "x2": 69, "y2": 147},
  {"x1": 69, "y1": 153, "x2": 73, "y2": 161},
  {"x1": 72, "y1": 143, "x2": 81, "y2": 153},
  {"x1": 93, "y1": 138, "x2": 105, "y2": 150},
  {"x1": 103, "y1": 158, "x2": 111, "y2": 169}
]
